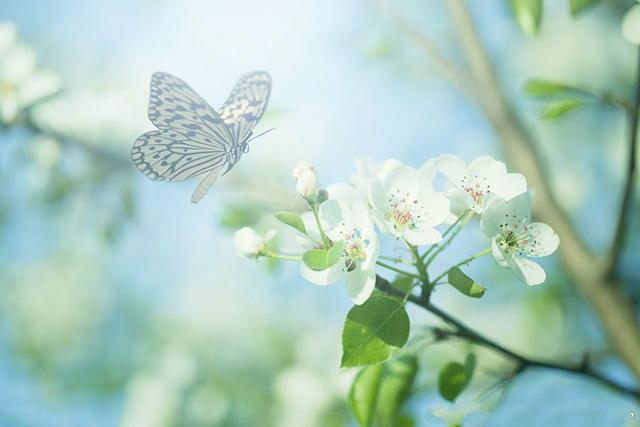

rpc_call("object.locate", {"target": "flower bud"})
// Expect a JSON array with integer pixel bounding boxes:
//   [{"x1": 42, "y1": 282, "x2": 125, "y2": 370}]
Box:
[
  {"x1": 292, "y1": 160, "x2": 316, "y2": 181},
  {"x1": 234, "y1": 227, "x2": 265, "y2": 259},
  {"x1": 296, "y1": 169, "x2": 320, "y2": 199}
]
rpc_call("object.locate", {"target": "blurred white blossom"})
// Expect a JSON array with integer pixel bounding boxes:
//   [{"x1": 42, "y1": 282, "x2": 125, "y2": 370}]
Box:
[
  {"x1": 234, "y1": 226, "x2": 275, "y2": 259},
  {"x1": 623, "y1": 4, "x2": 640, "y2": 45},
  {"x1": 0, "y1": 22, "x2": 60, "y2": 124}
]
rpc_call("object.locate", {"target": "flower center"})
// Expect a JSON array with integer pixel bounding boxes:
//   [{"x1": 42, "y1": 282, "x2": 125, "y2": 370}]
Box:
[
  {"x1": 386, "y1": 189, "x2": 423, "y2": 233},
  {"x1": 460, "y1": 175, "x2": 491, "y2": 207},
  {"x1": 496, "y1": 215, "x2": 538, "y2": 256},
  {"x1": 336, "y1": 225, "x2": 370, "y2": 271}
]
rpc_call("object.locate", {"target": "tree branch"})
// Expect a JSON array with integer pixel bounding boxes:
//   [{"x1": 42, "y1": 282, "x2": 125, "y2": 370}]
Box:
[
  {"x1": 607, "y1": 46, "x2": 640, "y2": 276},
  {"x1": 375, "y1": 275, "x2": 640, "y2": 401},
  {"x1": 441, "y1": 0, "x2": 640, "y2": 381}
]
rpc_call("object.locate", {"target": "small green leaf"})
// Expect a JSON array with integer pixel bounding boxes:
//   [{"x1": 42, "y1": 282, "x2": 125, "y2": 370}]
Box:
[
  {"x1": 524, "y1": 79, "x2": 570, "y2": 96},
  {"x1": 328, "y1": 240, "x2": 346, "y2": 265},
  {"x1": 438, "y1": 354, "x2": 476, "y2": 402},
  {"x1": 350, "y1": 364, "x2": 384, "y2": 427},
  {"x1": 376, "y1": 356, "x2": 418, "y2": 427},
  {"x1": 448, "y1": 267, "x2": 485, "y2": 298},
  {"x1": 275, "y1": 211, "x2": 306, "y2": 234},
  {"x1": 511, "y1": 0, "x2": 543, "y2": 37},
  {"x1": 541, "y1": 99, "x2": 584, "y2": 121},
  {"x1": 341, "y1": 296, "x2": 410, "y2": 367},
  {"x1": 302, "y1": 241, "x2": 345, "y2": 271},
  {"x1": 569, "y1": 0, "x2": 599, "y2": 16}
]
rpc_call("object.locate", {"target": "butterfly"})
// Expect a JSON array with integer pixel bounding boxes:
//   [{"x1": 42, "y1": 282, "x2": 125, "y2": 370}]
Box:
[{"x1": 130, "y1": 70, "x2": 272, "y2": 203}]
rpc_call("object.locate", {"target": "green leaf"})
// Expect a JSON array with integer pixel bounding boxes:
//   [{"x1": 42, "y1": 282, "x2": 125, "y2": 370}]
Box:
[
  {"x1": 392, "y1": 276, "x2": 414, "y2": 294},
  {"x1": 376, "y1": 356, "x2": 418, "y2": 427},
  {"x1": 350, "y1": 364, "x2": 384, "y2": 427},
  {"x1": 511, "y1": 0, "x2": 543, "y2": 37},
  {"x1": 541, "y1": 99, "x2": 584, "y2": 121},
  {"x1": 302, "y1": 241, "x2": 345, "y2": 271},
  {"x1": 569, "y1": 0, "x2": 599, "y2": 16},
  {"x1": 274, "y1": 211, "x2": 307, "y2": 234},
  {"x1": 341, "y1": 296, "x2": 410, "y2": 367},
  {"x1": 524, "y1": 79, "x2": 570, "y2": 96},
  {"x1": 448, "y1": 267, "x2": 485, "y2": 298},
  {"x1": 438, "y1": 354, "x2": 476, "y2": 402}
]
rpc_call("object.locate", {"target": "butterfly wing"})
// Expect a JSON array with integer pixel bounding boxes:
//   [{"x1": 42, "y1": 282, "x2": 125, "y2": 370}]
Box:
[
  {"x1": 131, "y1": 129, "x2": 227, "y2": 181},
  {"x1": 218, "y1": 70, "x2": 272, "y2": 144},
  {"x1": 131, "y1": 72, "x2": 233, "y2": 183}
]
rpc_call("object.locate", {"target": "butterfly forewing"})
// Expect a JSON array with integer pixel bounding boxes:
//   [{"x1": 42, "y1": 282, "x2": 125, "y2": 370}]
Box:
[{"x1": 219, "y1": 71, "x2": 272, "y2": 144}]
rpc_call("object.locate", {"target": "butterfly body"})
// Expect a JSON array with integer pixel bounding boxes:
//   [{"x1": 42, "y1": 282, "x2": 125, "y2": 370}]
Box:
[{"x1": 130, "y1": 70, "x2": 272, "y2": 203}]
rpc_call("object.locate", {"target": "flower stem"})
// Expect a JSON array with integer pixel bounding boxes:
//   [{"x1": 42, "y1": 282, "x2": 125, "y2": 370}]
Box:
[
  {"x1": 376, "y1": 261, "x2": 423, "y2": 280},
  {"x1": 431, "y1": 248, "x2": 491, "y2": 284},
  {"x1": 262, "y1": 251, "x2": 301, "y2": 261},
  {"x1": 309, "y1": 201, "x2": 330, "y2": 249},
  {"x1": 425, "y1": 210, "x2": 474, "y2": 267},
  {"x1": 378, "y1": 255, "x2": 414, "y2": 266},
  {"x1": 374, "y1": 274, "x2": 640, "y2": 401}
]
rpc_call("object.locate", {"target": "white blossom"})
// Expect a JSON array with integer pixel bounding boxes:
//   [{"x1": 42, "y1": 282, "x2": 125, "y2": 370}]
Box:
[
  {"x1": 0, "y1": 22, "x2": 60, "y2": 124},
  {"x1": 436, "y1": 154, "x2": 527, "y2": 214},
  {"x1": 295, "y1": 169, "x2": 320, "y2": 199},
  {"x1": 291, "y1": 160, "x2": 316, "y2": 180},
  {"x1": 481, "y1": 194, "x2": 559, "y2": 286},
  {"x1": 234, "y1": 227, "x2": 275, "y2": 259},
  {"x1": 300, "y1": 199, "x2": 379, "y2": 305},
  {"x1": 368, "y1": 162, "x2": 450, "y2": 246}
]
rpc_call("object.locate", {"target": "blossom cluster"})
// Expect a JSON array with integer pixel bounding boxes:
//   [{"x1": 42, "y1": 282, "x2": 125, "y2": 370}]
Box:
[{"x1": 235, "y1": 155, "x2": 559, "y2": 305}]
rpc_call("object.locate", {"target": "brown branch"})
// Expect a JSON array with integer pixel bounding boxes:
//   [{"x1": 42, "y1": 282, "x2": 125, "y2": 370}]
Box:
[
  {"x1": 607, "y1": 47, "x2": 640, "y2": 276},
  {"x1": 372, "y1": 0, "x2": 640, "y2": 380},
  {"x1": 442, "y1": 0, "x2": 640, "y2": 380},
  {"x1": 376, "y1": 275, "x2": 640, "y2": 401},
  {"x1": 370, "y1": 0, "x2": 475, "y2": 100}
]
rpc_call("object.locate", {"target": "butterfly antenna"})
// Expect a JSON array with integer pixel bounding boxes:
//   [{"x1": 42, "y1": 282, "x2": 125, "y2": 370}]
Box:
[{"x1": 248, "y1": 127, "x2": 277, "y2": 142}]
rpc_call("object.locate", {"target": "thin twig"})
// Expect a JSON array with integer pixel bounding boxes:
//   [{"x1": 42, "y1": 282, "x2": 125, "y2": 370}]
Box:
[
  {"x1": 370, "y1": 0, "x2": 475, "y2": 99},
  {"x1": 607, "y1": 46, "x2": 640, "y2": 276},
  {"x1": 375, "y1": 275, "x2": 640, "y2": 401}
]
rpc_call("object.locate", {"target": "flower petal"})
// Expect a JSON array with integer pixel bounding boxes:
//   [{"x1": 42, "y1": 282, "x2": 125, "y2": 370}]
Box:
[
  {"x1": 381, "y1": 163, "x2": 419, "y2": 198},
  {"x1": 491, "y1": 238, "x2": 509, "y2": 267},
  {"x1": 346, "y1": 269, "x2": 376, "y2": 305},
  {"x1": 521, "y1": 222, "x2": 559, "y2": 257},
  {"x1": 492, "y1": 173, "x2": 527, "y2": 201},
  {"x1": 506, "y1": 256, "x2": 546, "y2": 286},
  {"x1": 468, "y1": 155, "x2": 507, "y2": 184},
  {"x1": 327, "y1": 183, "x2": 364, "y2": 204},
  {"x1": 436, "y1": 154, "x2": 467, "y2": 186},
  {"x1": 404, "y1": 228, "x2": 442, "y2": 246},
  {"x1": 416, "y1": 190, "x2": 450, "y2": 227},
  {"x1": 319, "y1": 199, "x2": 342, "y2": 230},
  {"x1": 481, "y1": 193, "x2": 532, "y2": 237},
  {"x1": 300, "y1": 262, "x2": 345, "y2": 286}
]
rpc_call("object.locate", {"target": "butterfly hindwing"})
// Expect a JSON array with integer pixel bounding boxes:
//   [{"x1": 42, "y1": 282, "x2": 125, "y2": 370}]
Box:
[
  {"x1": 219, "y1": 70, "x2": 272, "y2": 144},
  {"x1": 131, "y1": 129, "x2": 226, "y2": 182}
]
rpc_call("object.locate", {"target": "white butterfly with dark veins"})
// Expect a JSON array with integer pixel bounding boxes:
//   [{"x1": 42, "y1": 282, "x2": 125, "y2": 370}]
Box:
[{"x1": 131, "y1": 70, "x2": 272, "y2": 203}]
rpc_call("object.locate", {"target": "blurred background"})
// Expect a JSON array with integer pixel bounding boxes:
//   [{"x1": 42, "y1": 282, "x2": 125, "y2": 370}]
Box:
[{"x1": 1, "y1": 0, "x2": 639, "y2": 426}]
